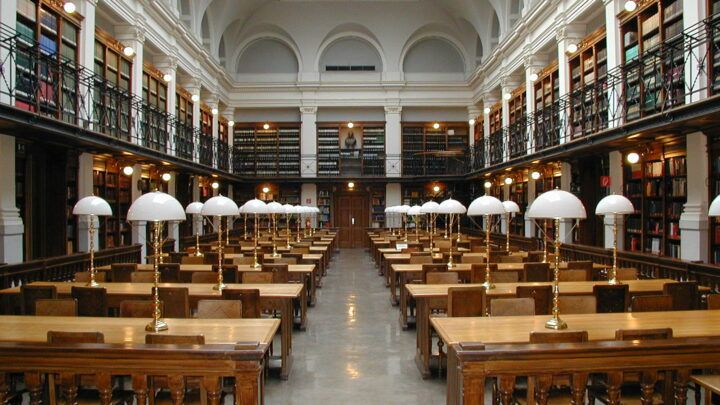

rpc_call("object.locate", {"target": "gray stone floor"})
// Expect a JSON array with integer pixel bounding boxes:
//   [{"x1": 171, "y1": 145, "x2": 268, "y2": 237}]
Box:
[{"x1": 265, "y1": 248, "x2": 446, "y2": 404}]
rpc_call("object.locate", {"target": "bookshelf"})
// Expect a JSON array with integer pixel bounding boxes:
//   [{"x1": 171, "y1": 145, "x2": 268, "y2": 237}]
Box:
[
  {"x1": 620, "y1": 0, "x2": 684, "y2": 121},
  {"x1": 317, "y1": 126, "x2": 340, "y2": 176},
  {"x1": 317, "y1": 186, "x2": 333, "y2": 228},
  {"x1": 65, "y1": 152, "x2": 78, "y2": 254},
  {"x1": 92, "y1": 159, "x2": 132, "y2": 249},
  {"x1": 474, "y1": 115, "x2": 484, "y2": 143},
  {"x1": 622, "y1": 147, "x2": 686, "y2": 257},
  {"x1": 93, "y1": 27, "x2": 132, "y2": 139},
  {"x1": 370, "y1": 186, "x2": 386, "y2": 228},
  {"x1": 487, "y1": 102, "x2": 502, "y2": 164},
  {"x1": 279, "y1": 185, "x2": 301, "y2": 205},
  {"x1": 176, "y1": 86, "x2": 194, "y2": 126},
  {"x1": 568, "y1": 27, "x2": 608, "y2": 138},
  {"x1": 533, "y1": 61, "x2": 560, "y2": 148},
  {"x1": 508, "y1": 87, "x2": 526, "y2": 127},
  {"x1": 402, "y1": 185, "x2": 425, "y2": 206},
  {"x1": 401, "y1": 123, "x2": 469, "y2": 176},
  {"x1": 232, "y1": 124, "x2": 301, "y2": 176},
  {"x1": 362, "y1": 125, "x2": 386, "y2": 175},
  {"x1": 710, "y1": 133, "x2": 720, "y2": 263},
  {"x1": 142, "y1": 63, "x2": 167, "y2": 112},
  {"x1": 508, "y1": 180, "x2": 527, "y2": 236},
  {"x1": 316, "y1": 123, "x2": 386, "y2": 176}
]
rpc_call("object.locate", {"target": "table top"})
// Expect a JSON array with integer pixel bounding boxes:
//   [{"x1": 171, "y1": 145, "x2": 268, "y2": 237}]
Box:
[
  {"x1": 225, "y1": 253, "x2": 323, "y2": 261},
  {"x1": 406, "y1": 279, "x2": 690, "y2": 298},
  {"x1": 0, "y1": 315, "x2": 279, "y2": 345},
  {"x1": 432, "y1": 309, "x2": 720, "y2": 345},
  {"x1": 97, "y1": 264, "x2": 316, "y2": 273},
  {"x1": 0, "y1": 282, "x2": 303, "y2": 299},
  {"x1": 391, "y1": 262, "x2": 608, "y2": 273},
  {"x1": 690, "y1": 374, "x2": 720, "y2": 393}
]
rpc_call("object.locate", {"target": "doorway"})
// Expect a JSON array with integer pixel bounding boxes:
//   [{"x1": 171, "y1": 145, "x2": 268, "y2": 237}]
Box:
[{"x1": 335, "y1": 192, "x2": 369, "y2": 248}]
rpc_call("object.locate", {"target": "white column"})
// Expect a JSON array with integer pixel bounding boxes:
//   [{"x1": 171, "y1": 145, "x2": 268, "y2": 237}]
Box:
[
  {"x1": 0, "y1": 135, "x2": 23, "y2": 264},
  {"x1": 384, "y1": 106, "x2": 402, "y2": 177},
  {"x1": 558, "y1": 162, "x2": 574, "y2": 243},
  {"x1": 386, "y1": 183, "x2": 402, "y2": 228},
  {"x1": 78, "y1": 0, "x2": 97, "y2": 128},
  {"x1": 301, "y1": 183, "x2": 317, "y2": 228},
  {"x1": 467, "y1": 107, "x2": 480, "y2": 149},
  {"x1": 77, "y1": 153, "x2": 97, "y2": 252},
  {"x1": 684, "y1": 0, "x2": 708, "y2": 104},
  {"x1": 206, "y1": 96, "x2": 219, "y2": 169},
  {"x1": 155, "y1": 56, "x2": 178, "y2": 155},
  {"x1": 223, "y1": 108, "x2": 235, "y2": 173},
  {"x1": 300, "y1": 107, "x2": 317, "y2": 177},
  {"x1": 556, "y1": 24, "x2": 585, "y2": 144},
  {"x1": 182, "y1": 79, "x2": 202, "y2": 163},
  {"x1": 501, "y1": 183, "x2": 510, "y2": 234},
  {"x1": 605, "y1": 0, "x2": 622, "y2": 128},
  {"x1": 680, "y1": 132, "x2": 709, "y2": 262},
  {"x1": 167, "y1": 172, "x2": 179, "y2": 252},
  {"x1": 130, "y1": 164, "x2": 147, "y2": 263},
  {"x1": 525, "y1": 176, "x2": 537, "y2": 237},
  {"x1": 115, "y1": 24, "x2": 145, "y2": 145},
  {"x1": 604, "y1": 151, "x2": 625, "y2": 250},
  {"x1": 0, "y1": 0, "x2": 17, "y2": 105}
]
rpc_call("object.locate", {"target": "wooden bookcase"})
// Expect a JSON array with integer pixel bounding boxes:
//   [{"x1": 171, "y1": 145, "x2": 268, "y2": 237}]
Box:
[
  {"x1": 370, "y1": 186, "x2": 386, "y2": 228},
  {"x1": 474, "y1": 115, "x2": 484, "y2": 143},
  {"x1": 488, "y1": 103, "x2": 502, "y2": 135},
  {"x1": 533, "y1": 61, "x2": 561, "y2": 148},
  {"x1": 401, "y1": 122, "x2": 469, "y2": 176},
  {"x1": 568, "y1": 27, "x2": 608, "y2": 138},
  {"x1": 534, "y1": 62, "x2": 560, "y2": 112},
  {"x1": 92, "y1": 159, "x2": 132, "y2": 249},
  {"x1": 316, "y1": 123, "x2": 386, "y2": 176},
  {"x1": 318, "y1": 186, "x2": 333, "y2": 228},
  {"x1": 508, "y1": 180, "x2": 527, "y2": 236},
  {"x1": 622, "y1": 146, "x2": 686, "y2": 257},
  {"x1": 175, "y1": 87, "x2": 194, "y2": 126},
  {"x1": 507, "y1": 87, "x2": 527, "y2": 158},
  {"x1": 402, "y1": 185, "x2": 425, "y2": 206},
  {"x1": 93, "y1": 27, "x2": 132, "y2": 139},
  {"x1": 142, "y1": 63, "x2": 167, "y2": 112},
  {"x1": 232, "y1": 123, "x2": 301, "y2": 176},
  {"x1": 620, "y1": 0, "x2": 684, "y2": 121},
  {"x1": 65, "y1": 153, "x2": 78, "y2": 254}
]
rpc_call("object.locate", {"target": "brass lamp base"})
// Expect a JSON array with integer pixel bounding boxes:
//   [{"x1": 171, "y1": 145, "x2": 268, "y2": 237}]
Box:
[
  {"x1": 252, "y1": 261, "x2": 262, "y2": 269},
  {"x1": 145, "y1": 319, "x2": 168, "y2": 332},
  {"x1": 86, "y1": 279, "x2": 100, "y2": 288},
  {"x1": 447, "y1": 261, "x2": 454, "y2": 269},
  {"x1": 193, "y1": 251, "x2": 204, "y2": 257},
  {"x1": 607, "y1": 277, "x2": 622, "y2": 285},
  {"x1": 545, "y1": 316, "x2": 568, "y2": 330},
  {"x1": 213, "y1": 283, "x2": 226, "y2": 291},
  {"x1": 270, "y1": 252, "x2": 281, "y2": 258},
  {"x1": 481, "y1": 281, "x2": 495, "y2": 290}
]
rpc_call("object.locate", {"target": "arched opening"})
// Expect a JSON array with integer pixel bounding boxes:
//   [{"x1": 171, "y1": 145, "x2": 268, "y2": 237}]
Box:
[
  {"x1": 319, "y1": 37, "x2": 382, "y2": 72},
  {"x1": 475, "y1": 34, "x2": 483, "y2": 66},
  {"x1": 201, "y1": 12, "x2": 210, "y2": 48},
  {"x1": 491, "y1": 13, "x2": 500, "y2": 47},
  {"x1": 402, "y1": 38, "x2": 464, "y2": 74},
  {"x1": 236, "y1": 38, "x2": 299, "y2": 74}
]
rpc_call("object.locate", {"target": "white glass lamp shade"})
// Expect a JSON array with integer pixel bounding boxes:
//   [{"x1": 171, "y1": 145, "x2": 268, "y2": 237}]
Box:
[
  {"x1": 266, "y1": 201, "x2": 285, "y2": 214},
  {"x1": 385, "y1": 206, "x2": 396, "y2": 213},
  {"x1": 502, "y1": 200, "x2": 521, "y2": 214},
  {"x1": 408, "y1": 205, "x2": 424, "y2": 216},
  {"x1": 595, "y1": 194, "x2": 635, "y2": 215},
  {"x1": 313, "y1": 207, "x2": 320, "y2": 214},
  {"x1": 127, "y1": 191, "x2": 185, "y2": 222},
  {"x1": 397, "y1": 205, "x2": 411, "y2": 214},
  {"x1": 201, "y1": 195, "x2": 239, "y2": 217},
  {"x1": 420, "y1": 201, "x2": 440, "y2": 214},
  {"x1": 710, "y1": 195, "x2": 720, "y2": 217},
  {"x1": 244, "y1": 199, "x2": 268, "y2": 214},
  {"x1": 238, "y1": 203, "x2": 246, "y2": 214},
  {"x1": 467, "y1": 195, "x2": 506, "y2": 216},
  {"x1": 292, "y1": 205, "x2": 303, "y2": 214},
  {"x1": 185, "y1": 202, "x2": 204, "y2": 215},
  {"x1": 283, "y1": 204, "x2": 295, "y2": 214},
  {"x1": 437, "y1": 199, "x2": 467, "y2": 214},
  {"x1": 527, "y1": 189, "x2": 587, "y2": 219},
  {"x1": 73, "y1": 196, "x2": 112, "y2": 216}
]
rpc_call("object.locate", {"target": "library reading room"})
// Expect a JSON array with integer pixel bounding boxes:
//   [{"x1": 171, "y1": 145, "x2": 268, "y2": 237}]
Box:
[{"x1": 3, "y1": 0, "x2": 720, "y2": 403}]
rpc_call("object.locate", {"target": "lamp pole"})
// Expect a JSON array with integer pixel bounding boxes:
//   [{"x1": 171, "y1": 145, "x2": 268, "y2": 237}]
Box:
[
  {"x1": 194, "y1": 215, "x2": 203, "y2": 257},
  {"x1": 506, "y1": 212, "x2": 511, "y2": 253},
  {"x1": 146, "y1": 220, "x2": 168, "y2": 332},
  {"x1": 253, "y1": 214, "x2": 261, "y2": 268},
  {"x1": 87, "y1": 214, "x2": 99, "y2": 287},
  {"x1": 214, "y1": 216, "x2": 225, "y2": 290},
  {"x1": 482, "y1": 214, "x2": 494, "y2": 289},
  {"x1": 545, "y1": 218, "x2": 567, "y2": 330},
  {"x1": 609, "y1": 214, "x2": 620, "y2": 284},
  {"x1": 447, "y1": 213, "x2": 455, "y2": 269}
]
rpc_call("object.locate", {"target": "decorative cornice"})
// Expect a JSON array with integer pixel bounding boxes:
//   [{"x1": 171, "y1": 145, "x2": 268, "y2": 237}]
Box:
[
  {"x1": 115, "y1": 23, "x2": 146, "y2": 43},
  {"x1": 384, "y1": 106, "x2": 402, "y2": 114},
  {"x1": 300, "y1": 106, "x2": 318, "y2": 114},
  {"x1": 555, "y1": 23, "x2": 586, "y2": 43},
  {"x1": 154, "y1": 55, "x2": 178, "y2": 71}
]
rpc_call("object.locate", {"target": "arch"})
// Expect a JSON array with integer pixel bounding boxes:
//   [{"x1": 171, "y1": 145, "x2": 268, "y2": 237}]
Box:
[
  {"x1": 218, "y1": 33, "x2": 226, "y2": 65},
  {"x1": 399, "y1": 26, "x2": 471, "y2": 75},
  {"x1": 475, "y1": 34, "x2": 483, "y2": 66},
  {"x1": 402, "y1": 38, "x2": 465, "y2": 74},
  {"x1": 236, "y1": 38, "x2": 299, "y2": 74},
  {"x1": 315, "y1": 24, "x2": 387, "y2": 72},
  {"x1": 201, "y1": 11, "x2": 211, "y2": 47},
  {"x1": 491, "y1": 12, "x2": 501, "y2": 45},
  {"x1": 229, "y1": 25, "x2": 304, "y2": 73}
]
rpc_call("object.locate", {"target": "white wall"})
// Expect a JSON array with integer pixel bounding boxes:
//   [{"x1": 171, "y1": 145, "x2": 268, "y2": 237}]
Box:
[
  {"x1": 237, "y1": 39, "x2": 299, "y2": 74},
  {"x1": 317, "y1": 107, "x2": 385, "y2": 122},
  {"x1": 234, "y1": 108, "x2": 301, "y2": 123},
  {"x1": 401, "y1": 107, "x2": 468, "y2": 122}
]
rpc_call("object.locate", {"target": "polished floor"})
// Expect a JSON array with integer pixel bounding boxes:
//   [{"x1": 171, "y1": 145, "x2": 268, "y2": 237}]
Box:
[{"x1": 265, "y1": 248, "x2": 446, "y2": 404}]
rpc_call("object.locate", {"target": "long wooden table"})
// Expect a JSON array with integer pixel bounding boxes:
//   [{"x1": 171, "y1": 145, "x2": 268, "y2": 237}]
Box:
[
  {"x1": 0, "y1": 282, "x2": 305, "y2": 379},
  {"x1": 408, "y1": 278, "x2": 696, "y2": 378},
  {"x1": 0, "y1": 315, "x2": 279, "y2": 404}
]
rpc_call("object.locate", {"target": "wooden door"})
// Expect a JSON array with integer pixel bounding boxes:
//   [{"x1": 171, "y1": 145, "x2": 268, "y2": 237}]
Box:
[{"x1": 336, "y1": 194, "x2": 369, "y2": 248}]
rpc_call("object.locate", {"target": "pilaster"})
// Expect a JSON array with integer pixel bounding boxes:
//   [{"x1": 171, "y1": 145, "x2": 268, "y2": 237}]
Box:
[
  {"x1": 385, "y1": 106, "x2": 402, "y2": 177},
  {"x1": 0, "y1": 135, "x2": 23, "y2": 264},
  {"x1": 680, "y1": 132, "x2": 709, "y2": 262},
  {"x1": 300, "y1": 106, "x2": 318, "y2": 177}
]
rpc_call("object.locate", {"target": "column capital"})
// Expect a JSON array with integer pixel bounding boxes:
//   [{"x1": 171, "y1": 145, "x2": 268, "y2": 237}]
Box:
[
  {"x1": 115, "y1": 23, "x2": 146, "y2": 44},
  {"x1": 154, "y1": 54, "x2": 178, "y2": 72},
  {"x1": 500, "y1": 75, "x2": 523, "y2": 93},
  {"x1": 204, "y1": 94, "x2": 219, "y2": 108},
  {"x1": 555, "y1": 23, "x2": 586, "y2": 44},
  {"x1": 222, "y1": 107, "x2": 234, "y2": 119},
  {"x1": 300, "y1": 106, "x2": 318, "y2": 115},
  {"x1": 384, "y1": 106, "x2": 402, "y2": 114},
  {"x1": 468, "y1": 106, "x2": 482, "y2": 118},
  {"x1": 180, "y1": 77, "x2": 201, "y2": 93},
  {"x1": 523, "y1": 49, "x2": 550, "y2": 70}
]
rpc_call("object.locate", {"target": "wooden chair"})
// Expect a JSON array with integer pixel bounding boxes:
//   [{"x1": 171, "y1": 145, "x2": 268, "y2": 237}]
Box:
[
  {"x1": 203, "y1": 252, "x2": 219, "y2": 265},
  {"x1": 593, "y1": 284, "x2": 630, "y2": 313},
  {"x1": 222, "y1": 289, "x2": 261, "y2": 318},
  {"x1": 191, "y1": 272, "x2": 218, "y2": 284},
  {"x1": 435, "y1": 239, "x2": 452, "y2": 252},
  {"x1": 516, "y1": 285, "x2": 552, "y2": 315},
  {"x1": 420, "y1": 264, "x2": 448, "y2": 283},
  {"x1": 73, "y1": 272, "x2": 107, "y2": 283},
  {"x1": 487, "y1": 251, "x2": 510, "y2": 263},
  {"x1": 616, "y1": 267, "x2": 639, "y2": 281},
  {"x1": 447, "y1": 287, "x2": 486, "y2": 317},
  {"x1": 145, "y1": 334, "x2": 206, "y2": 403},
  {"x1": 181, "y1": 256, "x2": 204, "y2": 265},
  {"x1": 231, "y1": 256, "x2": 255, "y2": 265},
  {"x1": 524, "y1": 262, "x2": 550, "y2": 282},
  {"x1": 558, "y1": 268, "x2": 590, "y2": 282},
  {"x1": 409, "y1": 255, "x2": 433, "y2": 264},
  {"x1": 196, "y1": 299, "x2": 242, "y2": 319},
  {"x1": 425, "y1": 272, "x2": 459, "y2": 284},
  {"x1": 119, "y1": 300, "x2": 158, "y2": 318},
  {"x1": 499, "y1": 255, "x2": 524, "y2": 264},
  {"x1": 159, "y1": 264, "x2": 181, "y2": 283},
  {"x1": 242, "y1": 272, "x2": 273, "y2": 284},
  {"x1": 130, "y1": 272, "x2": 155, "y2": 283},
  {"x1": 21, "y1": 284, "x2": 57, "y2": 315},
  {"x1": 470, "y1": 263, "x2": 497, "y2": 284},
  {"x1": 290, "y1": 247, "x2": 309, "y2": 254},
  {"x1": 632, "y1": 294, "x2": 674, "y2": 312},
  {"x1": 663, "y1": 281, "x2": 699, "y2": 310},
  {"x1": 566, "y1": 260, "x2": 593, "y2": 270},
  {"x1": 558, "y1": 296, "x2": 596, "y2": 314},
  {"x1": 490, "y1": 298, "x2": 535, "y2": 316},
  {"x1": 157, "y1": 287, "x2": 191, "y2": 318},
  {"x1": 35, "y1": 298, "x2": 77, "y2": 316},
  {"x1": 71, "y1": 286, "x2": 108, "y2": 317},
  {"x1": 262, "y1": 263, "x2": 289, "y2": 283},
  {"x1": 526, "y1": 251, "x2": 545, "y2": 263},
  {"x1": 708, "y1": 294, "x2": 720, "y2": 310},
  {"x1": 493, "y1": 271, "x2": 520, "y2": 283},
  {"x1": 211, "y1": 264, "x2": 238, "y2": 283},
  {"x1": 109, "y1": 263, "x2": 136, "y2": 282},
  {"x1": 266, "y1": 257, "x2": 297, "y2": 265}
]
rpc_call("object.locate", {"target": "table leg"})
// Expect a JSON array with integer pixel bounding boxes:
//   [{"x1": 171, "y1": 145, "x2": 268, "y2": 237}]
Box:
[
  {"x1": 414, "y1": 298, "x2": 432, "y2": 379},
  {"x1": 297, "y1": 286, "x2": 308, "y2": 331},
  {"x1": 399, "y1": 273, "x2": 409, "y2": 330},
  {"x1": 390, "y1": 267, "x2": 399, "y2": 306},
  {"x1": 280, "y1": 298, "x2": 293, "y2": 380}
]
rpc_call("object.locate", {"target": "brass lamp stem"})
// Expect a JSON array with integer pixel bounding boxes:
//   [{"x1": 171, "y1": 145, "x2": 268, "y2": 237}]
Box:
[
  {"x1": 447, "y1": 214, "x2": 455, "y2": 269},
  {"x1": 428, "y1": 213, "x2": 435, "y2": 253},
  {"x1": 286, "y1": 214, "x2": 291, "y2": 249},
  {"x1": 271, "y1": 214, "x2": 280, "y2": 257},
  {"x1": 253, "y1": 215, "x2": 261, "y2": 268},
  {"x1": 415, "y1": 215, "x2": 420, "y2": 243},
  {"x1": 543, "y1": 219, "x2": 548, "y2": 263},
  {"x1": 214, "y1": 217, "x2": 225, "y2": 290},
  {"x1": 444, "y1": 215, "x2": 449, "y2": 239},
  {"x1": 609, "y1": 214, "x2": 620, "y2": 284},
  {"x1": 87, "y1": 215, "x2": 99, "y2": 287},
  {"x1": 545, "y1": 218, "x2": 567, "y2": 330},
  {"x1": 226, "y1": 217, "x2": 231, "y2": 245},
  {"x1": 506, "y1": 213, "x2": 511, "y2": 254},
  {"x1": 146, "y1": 221, "x2": 168, "y2": 332},
  {"x1": 296, "y1": 214, "x2": 301, "y2": 243},
  {"x1": 482, "y1": 214, "x2": 494, "y2": 289},
  {"x1": 456, "y1": 214, "x2": 461, "y2": 243},
  {"x1": 403, "y1": 214, "x2": 408, "y2": 242}
]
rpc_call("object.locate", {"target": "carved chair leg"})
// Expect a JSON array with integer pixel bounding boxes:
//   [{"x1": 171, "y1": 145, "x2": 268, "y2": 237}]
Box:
[
  {"x1": 535, "y1": 374, "x2": 552, "y2": 405},
  {"x1": 674, "y1": 369, "x2": 690, "y2": 405},
  {"x1": 25, "y1": 372, "x2": 43, "y2": 405},
  {"x1": 606, "y1": 372, "x2": 623, "y2": 405},
  {"x1": 96, "y1": 372, "x2": 112, "y2": 405},
  {"x1": 498, "y1": 375, "x2": 515, "y2": 405},
  {"x1": 203, "y1": 377, "x2": 221, "y2": 405},
  {"x1": 168, "y1": 376, "x2": 185, "y2": 405},
  {"x1": 571, "y1": 372, "x2": 589, "y2": 405},
  {"x1": 132, "y1": 374, "x2": 149, "y2": 405},
  {"x1": 59, "y1": 373, "x2": 79, "y2": 405},
  {"x1": 640, "y1": 370, "x2": 658, "y2": 405}
]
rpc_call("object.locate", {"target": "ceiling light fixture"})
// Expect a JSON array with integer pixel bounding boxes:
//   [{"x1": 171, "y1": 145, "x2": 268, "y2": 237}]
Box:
[
  {"x1": 211, "y1": 181, "x2": 219, "y2": 190},
  {"x1": 191, "y1": 94, "x2": 200, "y2": 102},
  {"x1": 624, "y1": 0, "x2": 638, "y2": 12},
  {"x1": 162, "y1": 73, "x2": 172, "y2": 82},
  {"x1": 432, "y1": 123, "x2": 440, "y2": 130},
  {"x1": 63, "y1": 2, "x2": 76, "y2": 14},
  {"x1": 433, "y1": 185, "x2": 441, "y2": 193},
  {"x1": 348, "y1": 182, "x2": 355, "y2": 189},
  {"x1": 161, "y1": 173, "x2": 172, "y2": 182},
  {"x1": 123, "y1": 46, "x2": 135, "y2": 57},
  {"x1": 483, "y1": 107, "x2": 491, "y2": 114},
  {"x1": 262, "y1": 186, "x2": 270, "y2": 193},
  {"x1": 626, "y1": 152, "x2": 640, "y2": 164},
  {"x1": 263, "y1": 123, "x2": 270, "y2": 130},
  {"x1": 503, "y1": 93, "x2": 512, "y2": 100},
  {"x1": 122, "y1": 166, "x2": 134, "y2": 176},
  {"x1": 504, "y1": 177, "x2": 513, "y2": 185},
  {"x1": 567, "y1": 43, "x2": 578, "y2": 54},
  {"x1": 211, "y1": 108, "x2": 218, "y2": 115},
  {"x1": 227, "y1": 120, "x2": 234, "y2": 127},
  {"x1": 468, "y1": 118, "x2": 476, "y2": 126},
  {"x1": 484, "y1": 181, "x2": 492, "y2": 189},
  {"x1": 347, "y1": 122, "x2": 354, "y2": 128},
  {"x1": 531, "y1": 171, "x2": 541, "y2": 180},
  {"x1": 529, "y1": 72, "x2": 539, "y2": 82}
]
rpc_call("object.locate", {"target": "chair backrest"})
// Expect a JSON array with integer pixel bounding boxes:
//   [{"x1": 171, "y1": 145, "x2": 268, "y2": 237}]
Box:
[
  {"x1": 526, "y1": 251, "x2": 545, "y2": 263},
  {"x1": 231, "y1": 256, "x2": 255, "y2": 265},
  {"x1": 130, "y1": 272, "x2": 156, "y2": 283},
  {"x1": 421, "y1": 264, "x2": 448, "y2": 283},
  {"x1": 272, "y1": 257, "x2": 297, "y2": 265},
  {"x1": 47, "y1": 331, "x2": 105, "y2": 344},
  {"x1": 21, "y1": 285, "x2": 57, "y2": 315},
  {"x1": 493, "y1": 271, "x2": 520, "y2": 284},
  {"x1": 181, "y1": 256, "x2": 205, "y2": 265},
  {"x1": 558, "y1": 296, "x2": 597, "y2": 314},
  {"x1": 435, "y1": 240, "x2": 452, "y2": 251},
  {"x1": 73, "y1": 272, "x2": 107, "y2": 283},
  {"x1": 242, "y1": 272, "x2": 274, "y2": 284},
  {"x1": 196, "y1": 299, "x2": 242, "y2": 319},
  {"x1": 487, "y1": 251, "x2": 509, "y2": 263},
  {"x1": 71, "y1": 286, "x2": 108, "y2": 317},
  {"x1": 663, "y1": 282, "x2": 699, "y2": 310},
  {"x1": 616, "y1": 267, "x2": 639, "y2": 281},
  {"x1": 524, "y1": 262, "x2": 551, "y2": 282},
  {"x1": 291, "y1": 247, "x2": 310, "y2": 254},
  {"x1": 631, "y1": 295, "x2": 674, "y2": 312},
  {"x1": 529, "y1": 330, "x2": 589, "y2": 343},
  {"x1": 145, "y1": 334, "x2": 205, "y2": 345},
  {"x1": 159, "y1": 263, "x2": 181, "y2": 283},
  {"x1": 158, "y1": 287, "x2": 191, "y2": 318},
  {"x1": 447, "y1": 287, "x2": 486, "y2": 317},
  {"x1": 110, "y1": 263, "x2": 137, "y2": 282},
  {"x1": 490, "y1": 298, "x2": 535, "y2": 317},
  {"x1": 516, "y1": 285, "x2": 552, "y2": 315},
  {"x1": 558, "y1": 269, "x2": 590, "y2": 282},
  {"x1": 499, "y1": 255, "x2": 524, "y2": 264},
  {"x1": 203, "y1": 252, "x2": 219, "y2": 265},
  {"x1": 119, "y1": 300, "x2": 158, "y2": 318},
  {"x1": 221, "y1": 288, "x2": 261, "y2": 318},
  {"x1": 708, "y1": 294, "x2": 720, "y2": 310},
  {"x1": 409, "y1": 255, "x2": 433, "y2": 264},
  {"x1": 262, "y1": 263, "x2": 289, "y2": 283},
  {"x1": 35, "y1": 298, "x2": 77, "y2": 316},
  {"x1": 461, "y1": 255, "x2": 485, "y2": 264},
  {"x1": 593, "y1": 284, "x2": 630, "y2": 313},
  {"x1": 426, "y1": 272, "x2": 459, "y2": 285},
  {"x1": 566, "y1": 260, "x2": 593, "y2": 270},
  {"x1": 615, "y1": 328, "x2": 673, "y2": 341},
  {"x1": 191, "y1": 272, "x2": 218, "y2": 284},
  {"x1": 470, "y1": 263, "x2": 498, "y2": 284},
  {"x1": 211, "y1": 265, "x2": 238, "y2": 284}
]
